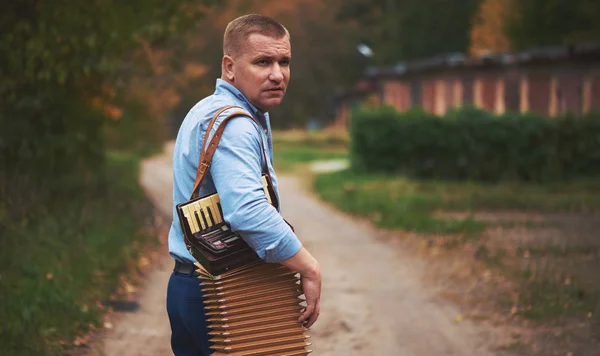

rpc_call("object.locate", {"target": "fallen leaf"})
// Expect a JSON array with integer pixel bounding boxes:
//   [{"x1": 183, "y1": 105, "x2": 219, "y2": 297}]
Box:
[
  {"x1": 46, "y1": 273, "x2": 53, "y2": 280},
  {"x1": 104, "y1": 321, "x2": 113, "y2": 329},
  {"x1": 455, "y1": 315, "x2": 463, "y2": 322}
]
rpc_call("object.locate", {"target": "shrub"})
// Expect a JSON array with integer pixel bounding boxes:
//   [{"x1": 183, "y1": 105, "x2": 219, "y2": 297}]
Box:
[{"x1": 350, "y1": 106, "x2": 600, "y2": 182}]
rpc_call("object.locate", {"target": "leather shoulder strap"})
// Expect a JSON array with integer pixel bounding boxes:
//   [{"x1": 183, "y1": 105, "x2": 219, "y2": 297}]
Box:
[
  {"x1": 190, "y1": 107, "x2": 274, "y2": 201},
  {"x1": 192, "y1": 105, "x2": 239, "y2": 191},
  {"x1": 200, "y1": 106, "x2": 239, "y2": 159}
]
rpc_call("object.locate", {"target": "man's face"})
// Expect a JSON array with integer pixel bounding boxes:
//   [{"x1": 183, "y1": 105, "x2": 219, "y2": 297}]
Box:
[{"x1": 229, "y1": 33, "x2": 291, "y2": 112}]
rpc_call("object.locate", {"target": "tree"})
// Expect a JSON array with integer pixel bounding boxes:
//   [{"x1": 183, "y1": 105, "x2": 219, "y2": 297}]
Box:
[
  {"x1": 470, "y1": 0, "x2": 513, "y2": 55},
  {"x1": 0, "y1": 0, "x2": 215, "y2": 219},
  {"x1": 336, "y1": 0, "x2": 482, "y2": 63},
  {"x1": 505, "y1": 0, "x2": 600, "y2": 50}
]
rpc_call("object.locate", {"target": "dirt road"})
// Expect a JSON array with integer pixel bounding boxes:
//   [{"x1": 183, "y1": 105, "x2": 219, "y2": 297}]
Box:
[{"x1": 90, "y1": 145, "x2": 507, "y2": 356}]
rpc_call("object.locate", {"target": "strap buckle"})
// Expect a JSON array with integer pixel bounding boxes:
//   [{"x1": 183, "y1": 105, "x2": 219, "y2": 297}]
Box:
[{"x1": 199, "y1": 161, "x2": 210, "y2": 172}]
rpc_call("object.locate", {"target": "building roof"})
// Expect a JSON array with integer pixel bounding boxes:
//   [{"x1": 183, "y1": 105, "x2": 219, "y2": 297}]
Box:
[{"x1": 365, "y1": 43, "x2": 600, "y2": 79}]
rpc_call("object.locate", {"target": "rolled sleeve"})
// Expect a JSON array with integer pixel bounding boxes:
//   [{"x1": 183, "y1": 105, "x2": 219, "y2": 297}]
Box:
[
  {"x1": 208, "y1": 114, "x2": 302, "y2": 263},
  {"x1": 264, "y1": 231, "x2": 303, "y2": 263}
]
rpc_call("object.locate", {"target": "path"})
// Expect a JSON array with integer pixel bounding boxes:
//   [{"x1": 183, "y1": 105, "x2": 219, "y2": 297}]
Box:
[{"x1": 89, "y1": 143, "x2": 506, "y2": 355}]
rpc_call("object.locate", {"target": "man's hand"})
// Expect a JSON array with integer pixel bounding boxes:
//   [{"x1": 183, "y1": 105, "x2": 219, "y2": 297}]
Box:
[
  {"x1": 299, "y1": 269, "x2": 321, "y2": 328},
  {"x1": 279, "y1": 247, "x2": 322, "y2": 328}
]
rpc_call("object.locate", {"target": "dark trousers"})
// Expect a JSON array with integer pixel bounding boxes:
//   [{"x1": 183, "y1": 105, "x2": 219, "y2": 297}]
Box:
[{"x1": 166, "y1": 267, "x2": 211, "y2": 355}]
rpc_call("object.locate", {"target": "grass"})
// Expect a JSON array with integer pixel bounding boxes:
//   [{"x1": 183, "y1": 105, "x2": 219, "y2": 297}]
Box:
[
  {"x1": 273, "y1": 130, "x2": 349, "y2": 172},
  {"x1": 0, "y1": 151, "x2": 158, "y2": 356},
  {"x1": 315, "y1": 172, "x2": 487, "y2": 235},
  {"x1": 313, "y1": 170, "x2": 600, "y2": 234},
  {"x1": 512, "y1": 248, "x2": 599, "y2": 321}
]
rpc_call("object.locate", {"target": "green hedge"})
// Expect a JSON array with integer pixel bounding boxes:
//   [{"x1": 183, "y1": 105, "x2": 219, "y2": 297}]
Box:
[{"x1": 350, "y1": 105, "x2": 600, "y2": 182}]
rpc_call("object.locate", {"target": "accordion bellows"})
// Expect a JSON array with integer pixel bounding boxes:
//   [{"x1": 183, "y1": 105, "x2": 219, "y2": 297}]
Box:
[{"x1": 195, "y1": 261, "x2": 313, "y2": 355}]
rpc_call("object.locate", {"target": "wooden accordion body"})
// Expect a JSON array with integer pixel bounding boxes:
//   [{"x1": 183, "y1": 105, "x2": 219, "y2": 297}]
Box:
[
  {"x1": 176, "y1": 106, "x2": 312, "y2": 355},
  {"x1": 195, "y1": 261, "x2": 312, "y2": 355}
]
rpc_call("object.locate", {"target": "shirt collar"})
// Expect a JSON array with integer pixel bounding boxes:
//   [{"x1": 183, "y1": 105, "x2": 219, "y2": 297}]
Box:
[{"x1": 215, "y1": 78, "x2": 265, "y2": 118}]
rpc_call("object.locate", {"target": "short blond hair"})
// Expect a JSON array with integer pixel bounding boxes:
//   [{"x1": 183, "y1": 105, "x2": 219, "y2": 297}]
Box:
[{"x1": 223, "y1": 14, "x2": 289, "y2": 57}]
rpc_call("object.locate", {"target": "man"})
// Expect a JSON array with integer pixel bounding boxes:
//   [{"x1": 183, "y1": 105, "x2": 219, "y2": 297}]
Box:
[{"x1": 166, "y1": 14, "x2": 322, "y2": 355}]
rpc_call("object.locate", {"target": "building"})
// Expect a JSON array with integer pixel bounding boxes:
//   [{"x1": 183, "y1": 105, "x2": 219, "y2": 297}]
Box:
[{"x1": 335, "y1": 44, "x2": 600, "y2": 126}]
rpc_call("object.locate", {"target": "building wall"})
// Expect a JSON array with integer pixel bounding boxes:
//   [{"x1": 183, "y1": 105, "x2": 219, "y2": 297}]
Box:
[
  {"x1": 528, "y1": 72, "x2": 552, "y2": 116},
  {"x1": 383, "y1": 80, "x2": 411, "y2": 111},
  {"x1": 495, "y1": 78, "x2": 505, "y2": 114},
  {"x1": 421, "y1": 79, "x2": 435, "y2": 113},
  {"x1": 434, "y1": 79, "x2": 447, "y2": 115},
  {"x1": 445, "y1": 78, "x2": 455, "y2": 112},
  {"x1": 556, "y1": 72, "x2": 582, "y2": 115},
  {"x1": 504, "y1": 70, "x2": 521, "y2": 113},
  {"x1": 592, "y1": 72, "x2": 600, "y2": 111},
  {"x1": 337, "y1": 59, "x2": 600, "y2": 127},
  {"x1": 380, "y1": 63, "x2": 598, "y2": 118},
  {"x1": 481, "y1": 75, "x2": 497, "y2": 112},
  {"x1": 462, "y1": 77, "x2": 474, "y2": 106},
  {"x1": 452, "y1": 79, "x2": 463, "y2": 108}
]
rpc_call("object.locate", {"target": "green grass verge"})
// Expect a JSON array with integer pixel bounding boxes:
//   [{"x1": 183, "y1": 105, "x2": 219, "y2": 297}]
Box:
[
  {"x1": 0, "y1": 151, "x2": 158, "y2": 356},
  {"x1": 313, "y1": 170, "x2": 600, "y2": 235},
  {"x1": 273, "y1": 142, "x2": 348, "y2": 172},
  {"x1": 313, "y1": 170, "x2": 485, "y2": 235}
]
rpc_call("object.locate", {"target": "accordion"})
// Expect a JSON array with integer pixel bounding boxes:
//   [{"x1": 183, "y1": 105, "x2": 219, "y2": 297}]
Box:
[{"x1": 176, "y1": 174, "x2": 277, "y2": 276}]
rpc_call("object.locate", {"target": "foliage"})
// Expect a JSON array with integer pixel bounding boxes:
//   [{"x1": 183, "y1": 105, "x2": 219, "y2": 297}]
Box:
[
  {"x1": 470, "y1": 0, "x2": 513, "y2": 55},
  {"x1": 0, "y1": 0, "x2": 205, "y2": 103},
  {"x1": 504, "y1": 0, "x2": 600, "y2": 50},
  {"x1": 0, "y1": 1, "x2": 214, "y2": 353},
  {"x1": 336, "y1": 0, "x2": 481, "y2": 63},
  {"x1": 350, "y1": 105, "x2": 600, "y2": 182},
  {"x1": 0, "y1": 153, "x2": 158, "y2": 355},
  {"x1": 0, "y1": 0, "x2": 213, "y2": 219}
]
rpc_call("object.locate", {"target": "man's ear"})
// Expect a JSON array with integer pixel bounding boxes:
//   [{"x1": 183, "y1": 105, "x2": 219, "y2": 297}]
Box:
[{"x1": 222, "y1": 55, "x2": 235, "y2": 82}]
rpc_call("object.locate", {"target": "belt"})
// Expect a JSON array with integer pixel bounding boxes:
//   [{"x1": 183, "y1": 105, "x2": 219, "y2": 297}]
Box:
[{"x1": 173, "y1": 261, "x2": 199, "y2": 276}]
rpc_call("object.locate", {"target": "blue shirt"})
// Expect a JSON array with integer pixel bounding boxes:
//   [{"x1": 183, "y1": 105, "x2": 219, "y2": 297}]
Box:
[{"x1": 168, "y1": 79, "x2": 302, "y2": 264}]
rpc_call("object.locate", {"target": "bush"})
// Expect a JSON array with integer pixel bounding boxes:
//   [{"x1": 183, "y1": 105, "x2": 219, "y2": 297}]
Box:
[
  {"x1": 0, "y1": 153, "x2": 158, "y2": 355},
  {"x1": 350, "y1": 106, "x2": 600, "y2": 182}
]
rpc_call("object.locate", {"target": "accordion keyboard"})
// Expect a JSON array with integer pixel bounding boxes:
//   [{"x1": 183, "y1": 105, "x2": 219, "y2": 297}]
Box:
[{"x1": 179, "y1": 176, "x2": 273, "y2": 255}]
